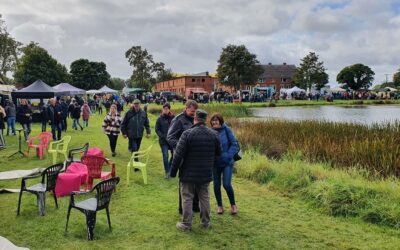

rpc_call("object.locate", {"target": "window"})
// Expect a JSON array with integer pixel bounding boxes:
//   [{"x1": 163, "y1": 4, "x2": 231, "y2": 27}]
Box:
[
  {"x1": 201, "y1": 79, "x2": 205, "y2": 82},
  {"x1": 192, "y1": 78, "x2": 195, "y2": 82}
]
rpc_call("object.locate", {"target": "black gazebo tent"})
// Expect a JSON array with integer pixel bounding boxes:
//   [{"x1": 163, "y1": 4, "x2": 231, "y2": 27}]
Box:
[{"x1": 11, "y1": 79, "x2": 60, "y2": 99}]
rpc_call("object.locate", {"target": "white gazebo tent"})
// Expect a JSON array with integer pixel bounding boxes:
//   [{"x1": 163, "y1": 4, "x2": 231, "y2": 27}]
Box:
[
  {"x1": 98, "y1": 85, "x2": 118, "y2": 94},
  {"x1": 87, "y1": 89, "x2": 101, "y2": 94},
  {"x1": 329, "y1": 87, "x2": 347, "y2": 93}
]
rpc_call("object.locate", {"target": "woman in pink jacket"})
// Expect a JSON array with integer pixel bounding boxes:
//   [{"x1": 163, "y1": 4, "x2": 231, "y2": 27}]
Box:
[{"x1": 81, "y1": 101, "x2": 91, "y2": 127}]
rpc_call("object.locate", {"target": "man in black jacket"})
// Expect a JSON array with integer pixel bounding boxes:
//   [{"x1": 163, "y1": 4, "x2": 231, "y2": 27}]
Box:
[
  {"x1": 121, "y1": 99, "x2": 150, "y2": 154},
  {"x1": 167, "y1": 100, "x2": 199, "y2": 213},
  {"x1": 47, "y1": 98, "x2": 62, "y2": 140},
  {"x1": 170, "y1": 109, "x2": 221, "y2": 231}
]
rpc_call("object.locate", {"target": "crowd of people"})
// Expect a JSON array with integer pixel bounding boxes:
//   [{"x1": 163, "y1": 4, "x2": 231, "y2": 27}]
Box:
[{"x1": 0, "y1": 95, "x2": 240, "y2": 232}]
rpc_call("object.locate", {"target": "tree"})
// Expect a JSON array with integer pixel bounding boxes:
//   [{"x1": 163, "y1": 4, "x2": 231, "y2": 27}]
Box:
[
  {"x1": 293, "y1": 52, "x2": 328, "y2": 90},
  {"x1": 125, "y1": 46, "x2": 154, "y2": 91},
  {"x1": 125, "y1": 45, "x2": 175, "y2": 91},
  {"x1": 393, "y1": 69, "x2": 400, "y2": 87},
  {"x1": 109, "y1": 77, "x2": 125, "y2": 90},
  {"x1": 0, "y1": 15, "x2": 22, "y2": 84},
  {"x1": 336, "y1": 64, "x2": 375, "y2": 91},
  {"x1": 14, "y1": 42, "x2": 70, "y2": 86},
  {"x1": 70, "y1": 59, "x2": 111, "y2": 90},
  {"x1": 217, "y1": 44, "x2": 264, "y2": 91}
]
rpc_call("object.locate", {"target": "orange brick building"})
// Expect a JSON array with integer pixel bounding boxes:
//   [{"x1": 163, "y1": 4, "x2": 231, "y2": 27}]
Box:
[{"x1": 155, "y1": 72, "x2": 217, "y2": 96}]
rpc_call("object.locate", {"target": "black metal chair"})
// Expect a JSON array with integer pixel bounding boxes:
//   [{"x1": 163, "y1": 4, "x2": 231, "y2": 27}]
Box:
[
  {"x1": 65, "y1": 177, "x2": 120, "y2": 240},
  {"x1": 17, "y1": 163, "x2": 64, "y2": 216},
  {"x1": 65, "y1": 143, "x2": 89, "y2": 169}
]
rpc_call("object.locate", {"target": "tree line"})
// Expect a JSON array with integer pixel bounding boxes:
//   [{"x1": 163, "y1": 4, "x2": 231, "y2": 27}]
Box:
[{"x1": 1, "y1": 14, "x2": 400, "y2": 92}]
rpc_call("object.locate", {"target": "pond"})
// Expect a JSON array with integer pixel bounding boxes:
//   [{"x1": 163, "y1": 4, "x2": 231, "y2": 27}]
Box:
[{"x1": 252, "y1": 105, "x2": 400, "y2": 125}]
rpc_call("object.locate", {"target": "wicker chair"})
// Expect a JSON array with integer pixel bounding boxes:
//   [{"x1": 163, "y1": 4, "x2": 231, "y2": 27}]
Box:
[
  {"x1": 65, "y1": 177, "x2": 120, "y2": 240},
  {"x1": 17, "y1": 163, "x2": 64, "y2": 216}
]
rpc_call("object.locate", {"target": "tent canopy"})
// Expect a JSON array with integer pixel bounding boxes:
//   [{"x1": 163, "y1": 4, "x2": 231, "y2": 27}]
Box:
[
  {"x1": 87, "y1": 89, "x2": 100, "y2": 94},
  {"x1": 53, "y1": 83, "x2": 86, "y2": 96},
  {"x1": 11, "y1": 79, "x2": 61, "y2": 99},
  {"x1": 329, "y1": 87, "x2": 347, "y2": 93},
  {"x1": 383, "y1": 87, "x2": 398, "y2": 92},
  {"x1": 98, "y1": 85, "x2": 118, "y2": 93}
]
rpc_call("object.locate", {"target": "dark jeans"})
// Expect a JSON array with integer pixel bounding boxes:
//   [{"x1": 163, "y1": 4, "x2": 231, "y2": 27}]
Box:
[
  {"x1": 160, "y1": 143, "x2": 172, "y2": 174},
  {"x1": 41, "y1": 121, "x2": 47, "y2": 132},
  {"x1": 22, "y1": 123, "x2": 31, "y2": 141},
  {"x1": 128, "y1": 137, "x2": 142, "y2": 153},
  {"x1": 6, "y1": 117, "x2": 16, "y2": 135},
  {"x1": 51, "y1": 122, "x2": 62, "y2": 140},
  {"x1": 72, "y1": 118, "x2": 83, "y2": 130},
  {"x1": 213, "y1": 166, "x2": 235, "y2": 206},
  {"x1": 61, "y1": 117, "x2": 67, "y2": 131},
  {"x1": 107, "y1": 134, "x2": 118, "y2": 153}
]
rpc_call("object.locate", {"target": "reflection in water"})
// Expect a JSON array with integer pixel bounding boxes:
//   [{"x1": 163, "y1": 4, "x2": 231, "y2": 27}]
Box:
[{"x1": 252, "y1": 105, "x2": 400, "y2": 125}]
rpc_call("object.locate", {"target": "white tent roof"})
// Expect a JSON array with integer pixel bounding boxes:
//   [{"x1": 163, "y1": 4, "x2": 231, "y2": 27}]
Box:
[
  {"x1": 87, "y1": 89, "x2": 100, "y2": 94},
  {"x1": 329, "y1": 87, "x2": 347, "y2": 93},
  {"x1": 98, "y1": 85, "x2": 118, "y2": 93},
  {"x1": 383, "y1": 87, "x2": 398, "y2": 92},
  {"x1": 289, "y1": 86, "x2": 306, "y2": 93}
]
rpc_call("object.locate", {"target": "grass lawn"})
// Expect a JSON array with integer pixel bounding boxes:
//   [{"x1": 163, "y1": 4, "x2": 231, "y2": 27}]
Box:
[{"x1": 1, "y1": 106, "x2": 400, "y2": 249}]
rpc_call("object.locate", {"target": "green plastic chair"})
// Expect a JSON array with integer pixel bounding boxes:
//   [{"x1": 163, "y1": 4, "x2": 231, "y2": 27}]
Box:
[
  {"x1": 127, "y1": 145, "x2": 153, "y2": 185},
  {"x1": 48, "y1": 136, "x2": 72, "y2": 164}
]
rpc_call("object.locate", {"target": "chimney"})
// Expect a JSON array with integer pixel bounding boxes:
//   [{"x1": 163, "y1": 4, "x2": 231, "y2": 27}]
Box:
[
  {"x1": 268, "y1": 62, "x2": 272, "y2": 65},
  {"x1": 283, "y1": 62, "x2": 287, "y2": 65},
  {"x1": 206, "y1": 71, "x2": 209, "y2": 76}
]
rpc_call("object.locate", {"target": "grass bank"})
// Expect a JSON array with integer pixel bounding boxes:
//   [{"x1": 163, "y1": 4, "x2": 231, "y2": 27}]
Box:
[
  {"x1": 229, "y1": 119, "x2": 400, "y2": 177},
  {"x1": 236, "y1": 149, "x2": 400, "y2": 229},
  {"x1": 1, "y1": 110, "x2": 400, "y2": 249}
]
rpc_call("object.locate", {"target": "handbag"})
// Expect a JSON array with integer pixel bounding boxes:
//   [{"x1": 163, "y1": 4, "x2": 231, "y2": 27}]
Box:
[{"x1": 225, "y1": 128, "x2": 242, "y2": 162}]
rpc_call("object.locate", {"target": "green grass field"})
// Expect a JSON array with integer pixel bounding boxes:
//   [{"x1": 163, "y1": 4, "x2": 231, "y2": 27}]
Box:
[{"x1": 1, "y1": 105, "x2": 400, "y2": 249}]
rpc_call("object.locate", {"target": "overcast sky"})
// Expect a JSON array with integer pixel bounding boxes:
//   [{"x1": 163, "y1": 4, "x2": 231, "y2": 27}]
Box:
[{"x1": 1, "y1": 0, "x2": 400, "y2": 86}]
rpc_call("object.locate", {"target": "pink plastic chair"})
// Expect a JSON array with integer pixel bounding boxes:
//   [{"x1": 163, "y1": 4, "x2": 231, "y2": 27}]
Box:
[
  {"x1": 26, "y1": 132, "x2": 53, "y2": 159},
  {"x1": 81, "y1": 155, "x2": 115, "y2": 191}
]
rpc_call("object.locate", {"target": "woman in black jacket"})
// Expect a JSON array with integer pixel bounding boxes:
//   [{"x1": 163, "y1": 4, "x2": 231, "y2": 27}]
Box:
[
  {"x1": 16, "y1": 99, "x2": 33, "y2": 141},
  {"x1": 0, "y1": 105, "x2": 6, "y2": 147}
]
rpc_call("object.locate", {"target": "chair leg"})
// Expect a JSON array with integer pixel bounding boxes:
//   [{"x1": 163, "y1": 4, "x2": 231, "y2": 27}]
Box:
[
  {"x1": 65, "y1": 205, "x2": 72, "y2": 233},
  {"x1": 37, "y1": 192, "x2": 46, "y2": 216},
  {"x1": 17, "y1": 191, "x2": 23, "y2": 215},
  {"x1": 106, "y1": 207, "x2": 112, "y2": 230},
  {"x1": 85, "y1": 211, "x2": 97, "y2": 240},
  {"x1": 52, "y1": 152, "x2": 57, "y2": 164},
  {"x1": 126, "y1": 164, "x2": 130, "y2": 186},
  {"x1": 142, "y1": 166, "x2": 148, "y2": 185},
  {"x1": 52, "y1": 191, "x2": 58, "y2": 208}
]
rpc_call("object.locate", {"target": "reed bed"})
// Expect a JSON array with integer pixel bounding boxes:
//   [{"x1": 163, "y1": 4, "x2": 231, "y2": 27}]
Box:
[{"x1": 229, "y1": 119, "x2": 400, "y2": 177}]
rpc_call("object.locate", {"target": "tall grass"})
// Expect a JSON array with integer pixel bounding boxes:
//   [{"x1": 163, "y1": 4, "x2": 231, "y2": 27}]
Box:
[
  {"x1": 235, "y1": 149, "x2": 400, "y2": 228},
  {"x1": 229, "y1": 119, "x2": 400, "y2": 177}
]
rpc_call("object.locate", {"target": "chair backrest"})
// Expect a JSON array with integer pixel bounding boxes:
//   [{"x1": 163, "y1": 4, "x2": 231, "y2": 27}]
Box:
[
  {"x1": 40, "y1": 132, "x2": 53, "y2": 147},
  {"x1": 129, "y1": 145, "x2": 153, "y2": 165},
  {"x1": 94, "y1": 177, "x2": 120, "y2": 210},
  {"x1": 41, "y1": 163, "x2": 64, "y2": 191},
  {"x1": 81, "y1": 155, "x2": 108, "y2": 179},
  {"x1": 68, "y1": 143, "x2": 89, "y2": 161},
  {"x1": 60, "y1": 136, "x2": 72, "y2": 151}
]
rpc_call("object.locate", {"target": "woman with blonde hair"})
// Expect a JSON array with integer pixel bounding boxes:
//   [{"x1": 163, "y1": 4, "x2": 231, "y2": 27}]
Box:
[{"x1": 102, "y1": 104, "x2": 122, "y2": 157}]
